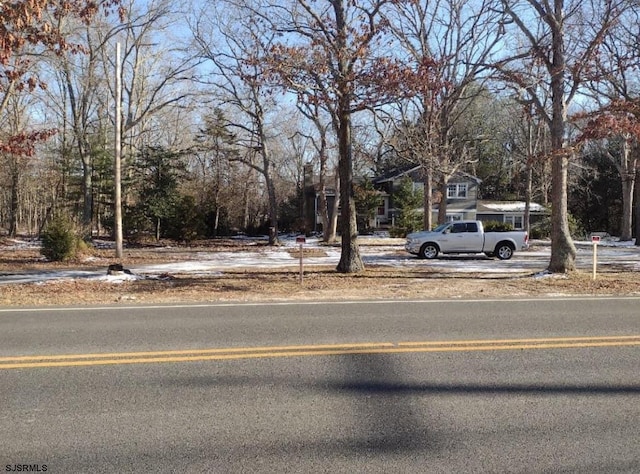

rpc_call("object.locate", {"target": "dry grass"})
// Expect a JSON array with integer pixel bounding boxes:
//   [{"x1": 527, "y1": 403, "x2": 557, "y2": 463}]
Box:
[{"x1": 1, "y1": 240, "x2": 639, "y2": 307}]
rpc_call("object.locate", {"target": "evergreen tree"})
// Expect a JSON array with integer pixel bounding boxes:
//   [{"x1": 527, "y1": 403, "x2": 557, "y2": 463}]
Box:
[
  {"x1": 130, "y1": 147, "x2": 188, "y2": 240},
  {"x1": 354, "y1": 179, "x2": 382, "y2": 234},
  {"x1": 390, "y1": 177, "x2": 424, "y2": 237}
]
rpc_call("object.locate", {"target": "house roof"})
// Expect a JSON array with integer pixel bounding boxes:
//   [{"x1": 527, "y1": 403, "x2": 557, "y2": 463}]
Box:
[{"x1": 477, "y1": 201, "x2": 547, "y2": 213}]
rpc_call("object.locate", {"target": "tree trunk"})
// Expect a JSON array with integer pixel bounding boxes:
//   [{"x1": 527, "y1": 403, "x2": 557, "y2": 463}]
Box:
[
  {"x1": 328, "y1": 175, "x2": 339, "y2": 243},
  {"x1": 548, "y1": 150, "x2": 576, "y2": 272},
  {"x1": 333, "y1": 0, "x2": 363, "y2": 273},
  {"x1": 422, "y1": 165, "x2": 433, "y2": 230},
  {"x1": 524, "y1": 164, "x2": 533, "y2": 236},
  {"x1": 318, "y1": 186, "x2": 330, "y2": 242},
  {"x1": 64, "y1": 61, "x2": 93, "y2": 240},
  {"x1": 437, "y1": 179, "x2": 448, "y2": 224},
  {"x1": 618, "y1": 140, "x2": 635, "y2": 241},
  {"x1": 336, "y1": 109, "x2": 364, "y2": 273},
  {"x1": 620, "y1": 175, "x2": 634, "y2": 241},
  {"x1": 547, "y1": 2, "x2": 576, "y2": 273},
  {"x1": 318, "y1": 143, "x2": 331, "y2": 242},
  {"x1": 82, "y1": 158, "x2": 93, "y2": 239},
  {"x1": 524, "y1": 110, "x2": 535, "y2": 236},
  {"x1": 266, "y1": 177, "x2": 279, "y2": 246},
  {"x1": 242, "y1": 169, "x2": 252, "y2": 230},
  {"x1": 635, "y1": 166, "x2": 640, "y2": 246},
  {"x1": 260, "y1": 144, "x2": 279, "y2": 246},
  {"x1": 214, "y1": 207, "x2": 220, "y2": 237},
  {"x1": 8, "y1": 163, "x2": 19, "y2": 238}
]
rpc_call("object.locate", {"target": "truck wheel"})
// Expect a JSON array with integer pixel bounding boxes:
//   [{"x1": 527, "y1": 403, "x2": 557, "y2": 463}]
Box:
[
  {"x1": 495, "y1": 243, "x2": 514, "y2": 260},
  {"x1": 419, "y1": 243, "x2": 439, "y2": 259}
]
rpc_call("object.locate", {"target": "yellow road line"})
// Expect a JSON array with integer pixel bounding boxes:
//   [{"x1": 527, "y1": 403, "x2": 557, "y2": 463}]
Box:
[
  {"x1": 0, "y1": 342, "x2": 395, "y2": 362},
  {"x1": 0, "y1": 336, "x2": 638, "y2": 370},
  {"x1": 398, "y1": 335, "x2": 640, "y2": 347}
]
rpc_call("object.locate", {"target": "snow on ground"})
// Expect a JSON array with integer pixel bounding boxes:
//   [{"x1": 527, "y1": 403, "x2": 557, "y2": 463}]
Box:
[{"x1": 1, "y1": 235, "x2": 638, "y2": 285}]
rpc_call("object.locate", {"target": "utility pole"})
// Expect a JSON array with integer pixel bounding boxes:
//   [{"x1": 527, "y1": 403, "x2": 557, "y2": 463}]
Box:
[{"x1": 114, "y1": 42, "x2": 123, "y2": 259}]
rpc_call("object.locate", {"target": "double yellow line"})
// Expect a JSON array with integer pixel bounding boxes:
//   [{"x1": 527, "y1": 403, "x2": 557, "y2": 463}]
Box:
[{"x1": 1, "y1": 335, "x2": 639, "y2": 370}]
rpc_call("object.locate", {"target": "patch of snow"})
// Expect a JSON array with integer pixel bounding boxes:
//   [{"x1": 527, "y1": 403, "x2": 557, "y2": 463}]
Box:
[
  {"x1": 1, "y1": 238, "x2": 41, "y2": 250},
  {"x1": 92, "y1": 240, "x2": 115, "y2": 249},
  {"x1": 93, "y1": 272, "x2": 141, "y2": 283},
  {"x1": 532, "y1": 270, "x2": 569, "y2": 280},
  {"x1": 1, "y1": 233, "x2": 640, "y2": 286},
  {"x1": 481, "y1": 202, "x2": 546, "y2": 212}
]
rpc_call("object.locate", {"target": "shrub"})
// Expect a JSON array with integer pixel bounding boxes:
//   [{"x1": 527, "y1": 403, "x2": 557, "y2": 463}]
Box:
[
  {"x1": 389, "y1": 226, "x2": 408, "y2": 238},
  {"x1": 389, "y1": 177, "x2": 424, "y2": 238},
  {"x1": 163, "y1": 195, "x2": 205, "y2": 243},
  {"x1": 483, "y1": 221, "x2": 514, "y2": 232},
  {"x1": 529, "y1": 213, "x2": 584, "y2": 239},
  {"x1": 41, "y1": 216, "x2": 79, "y2": 261}
]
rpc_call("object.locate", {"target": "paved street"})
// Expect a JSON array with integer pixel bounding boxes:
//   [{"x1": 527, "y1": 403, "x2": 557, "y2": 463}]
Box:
[{"x1": 1, "y1": 299, "x2": 639, "y2": 473}]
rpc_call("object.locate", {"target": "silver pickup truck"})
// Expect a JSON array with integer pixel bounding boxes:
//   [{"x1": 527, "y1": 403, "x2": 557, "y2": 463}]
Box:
[{"x1": 405, "y1": 220, "x2": 529, "y2": 260}]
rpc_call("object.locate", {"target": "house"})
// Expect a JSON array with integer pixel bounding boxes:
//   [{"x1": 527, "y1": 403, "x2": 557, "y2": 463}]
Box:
[
  {"x1": 302, "y1": 164, "x2": 546, "y2": 232},
  {"x1": 372, "y1": 165, "x2": 546, "y2": 230},
  {"x1": 476, "y1": 201, "x2": 547, "y2": 230}
]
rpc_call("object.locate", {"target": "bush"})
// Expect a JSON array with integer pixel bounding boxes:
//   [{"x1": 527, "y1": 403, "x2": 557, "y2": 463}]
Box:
[
  {"x1": 529, "y1": 213, "x2": 584, "y2": 239},
  {"x1": 163, "y1": 195, "x2": 206, "y2": 243},
  {"x1": 389, "y1": 177, "x2": 423, "y2": 238},
  {"x1": 41, "y1": 216, "x2": 79, "y2": 261},
  {"x1": 529, "y1": 221, "x2": 548, "y2": 239},
  {"x1": 389, "y1": 226, "x2": 408, "y2": 238},
  {"x1": 483, "y1": 221, "x2": 514, "y2": 232}
]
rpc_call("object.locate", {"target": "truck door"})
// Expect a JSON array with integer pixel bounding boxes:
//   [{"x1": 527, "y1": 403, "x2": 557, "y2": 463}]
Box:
[
  {"x1": 445, "y1": 222, "x2": 470, "y2": 252},
  {"x1": 461, "y1": 222, "x2": 483, "y2": 252}
]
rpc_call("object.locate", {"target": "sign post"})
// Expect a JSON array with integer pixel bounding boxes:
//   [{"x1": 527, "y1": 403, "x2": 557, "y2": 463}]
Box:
[
  {"x1": 591, "y1": 235, "x2": 600, "y2": 280},
  {"x1": 296, "y1": 236, "x2": 306, "y2": 283}
]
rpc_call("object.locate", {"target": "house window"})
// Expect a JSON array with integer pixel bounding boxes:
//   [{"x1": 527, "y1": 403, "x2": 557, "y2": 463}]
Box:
[
  {"x1": 447, "y1": 183, "x2": 467, "y2": 199},
  {"x1": 504, "y1": 215, "x2": 523, "y2": 229}
]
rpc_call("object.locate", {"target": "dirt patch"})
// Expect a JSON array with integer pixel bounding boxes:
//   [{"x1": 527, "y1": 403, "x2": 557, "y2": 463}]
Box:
[{"x1": 1, "y1": 241, "x2": 639, "y2": 307}]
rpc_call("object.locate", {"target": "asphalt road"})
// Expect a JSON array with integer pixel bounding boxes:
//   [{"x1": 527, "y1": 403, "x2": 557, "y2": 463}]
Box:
[{"x1": 1, "y1": 298, "x2": 639, "y2": 473}]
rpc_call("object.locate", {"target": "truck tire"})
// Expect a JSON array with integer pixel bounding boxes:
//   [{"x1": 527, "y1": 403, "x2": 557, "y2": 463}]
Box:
[
  {"x1": 495, "y1": 242, "x2": 514, "y2": 260},
  {"x1": 419, "y1": 243, "x2": 439, "y2": 259}
]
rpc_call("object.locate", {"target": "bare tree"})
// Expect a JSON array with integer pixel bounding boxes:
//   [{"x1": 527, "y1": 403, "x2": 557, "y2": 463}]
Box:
[
  {"x1": 1, "y1": 1, "x2": 123, "y2": 236},
  {"x1": 191, "y1": 0, "x2": 283, "y2": 245},
  {"x1": 295, "y1": 101, "x2": 339, "y2": 242},
  {"x1": 264, "y1": 0, "x2": 429, "y2": 272},
  {"x1": 37, "y1": 0, "x2": 197, "y2": 238},
  {"x1": 192, "y1": 108, "x2": 242, "y2": 236},
  {"x1": 50, "y1": 24, "x2": 109, "y2": 237},
  {"x1": 0, "y1": 0, "x2": 123, "y2": 152},
  {"x1": 509, "y1": 100, "x2": 552, "y2": 235},
  {"x1": 495, "y1": 0, "x2": 625, "y2": 272},
  {"x1": 385, "y1": 0, "x2": 504, "y2": 226},
  {"x1": 577, "y1": 6, "x2": 640, "y2": 242}
]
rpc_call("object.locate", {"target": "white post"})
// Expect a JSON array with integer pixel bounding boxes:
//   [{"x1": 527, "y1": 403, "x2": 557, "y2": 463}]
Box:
[
  {"x1": 592, "y1": 237, "x2": 599, "y2": 280},
  {"x1": 114, "y1": 42, "x2": 123, "y2": 259}
]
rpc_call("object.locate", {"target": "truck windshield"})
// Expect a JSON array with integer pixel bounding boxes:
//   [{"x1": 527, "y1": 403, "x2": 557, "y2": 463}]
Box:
[{"x1": 433, "y1": 223, "x2": 450, "y2": 232}]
